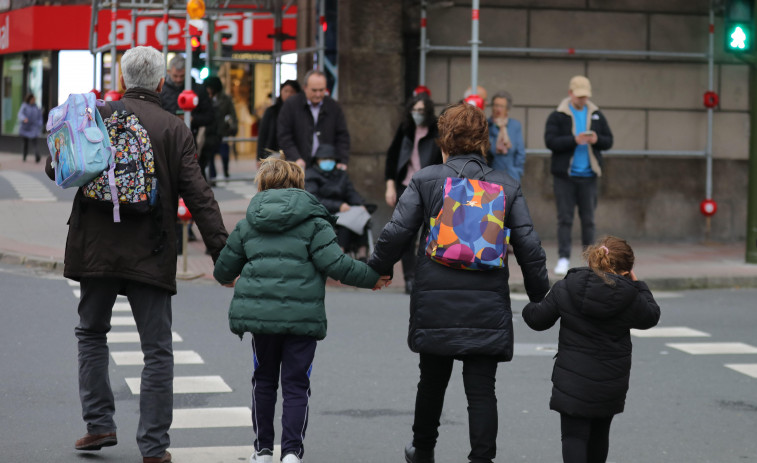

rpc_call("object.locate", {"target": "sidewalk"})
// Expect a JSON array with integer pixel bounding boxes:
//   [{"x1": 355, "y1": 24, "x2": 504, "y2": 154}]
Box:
[{"x1": 1, "y1": 151, "x2": 756, "y2": 292}]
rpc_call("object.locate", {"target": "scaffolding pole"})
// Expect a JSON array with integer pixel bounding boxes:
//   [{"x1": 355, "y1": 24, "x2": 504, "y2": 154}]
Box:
[
  {"x1": 470, "y1": 0, "x2": 479, "y2": 94},
  {"x1": 419, "y1": 0, "x2": 427, "y2": 86}
]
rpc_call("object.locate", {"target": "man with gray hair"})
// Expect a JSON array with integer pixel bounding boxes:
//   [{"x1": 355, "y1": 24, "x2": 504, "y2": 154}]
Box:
[
  {"x1": 277, "y1": 70, "x2": 350, "y2": 169},
  {"x1": 45, "y1": 46, "x2": 228, "y2": 463},
  {"x1": 160, "y1": 54, "x2": 214, "y2": 148}
]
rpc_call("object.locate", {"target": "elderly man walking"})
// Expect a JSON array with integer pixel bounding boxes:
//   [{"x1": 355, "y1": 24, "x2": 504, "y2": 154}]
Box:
[
  {"x1": 45, "y1": 46, "x2": 228, "y2": 463},
  {"x1": 277, "y1": 70, "x2": 350, "y2": 169},
  {"x1": 545, "y1": 76, "x2": 613, "y2": 275}
]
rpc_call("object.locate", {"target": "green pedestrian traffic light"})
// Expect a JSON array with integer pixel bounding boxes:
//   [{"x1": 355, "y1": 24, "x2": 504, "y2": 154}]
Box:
[{"x1": 724, "y1": 0, "x2": 754, "y2": 53}]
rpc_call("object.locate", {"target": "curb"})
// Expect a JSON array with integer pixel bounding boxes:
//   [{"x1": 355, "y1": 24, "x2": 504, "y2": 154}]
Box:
[{"x1": 0, "y1": 251, "x2": 64, "y2": 274}]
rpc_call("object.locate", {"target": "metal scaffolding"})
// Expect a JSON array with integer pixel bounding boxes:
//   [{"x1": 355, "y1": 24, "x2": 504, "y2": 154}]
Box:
[{"x1": 418, "y1": 0, "x2": 718, "y2": 201}]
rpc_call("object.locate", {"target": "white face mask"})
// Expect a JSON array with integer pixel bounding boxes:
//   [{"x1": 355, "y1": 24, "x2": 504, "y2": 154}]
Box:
[{"x1": 411, "y1": 112, "x2": 425, "y2": 127}]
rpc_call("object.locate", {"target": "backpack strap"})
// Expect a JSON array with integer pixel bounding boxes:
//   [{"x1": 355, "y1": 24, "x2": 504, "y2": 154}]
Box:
[{"x1": 445, "y1": 158, "x2": 490, "y2": 181}]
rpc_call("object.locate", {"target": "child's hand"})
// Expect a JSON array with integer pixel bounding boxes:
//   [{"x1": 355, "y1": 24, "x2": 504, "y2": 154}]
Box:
[
  {"x1": 221, "y1": 277, "x2": 238, "y2": 288},
  {"x1": 372, "y1": 276, "x2": 392, "y2": 291}
]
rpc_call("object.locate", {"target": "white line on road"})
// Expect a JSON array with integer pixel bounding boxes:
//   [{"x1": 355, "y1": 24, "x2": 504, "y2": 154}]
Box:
[
  {"x1": 513, "y1": 343, "x2": 558, "y2": 356},
  {"x1": 725, "y1": 363, "x2": 757, "y2": 378},
  {"x1": 125, "y1": 375, "x2": 232, "y2": 395},
  {"x1": 113, "y1": 301, "x2": 131, "y2": 312},
  {"x1": 111, "y1": 316, "x2": 136, "y2": 326},
  {"x1": 666, "y1": 342, "x2": 757, "y2": 355},
  {"x1": 171, "y1": 407, "x2": 252, "y2": 429},
  {"x1": 111, "y1": 350, "x2": 204, "y2": 366},
  {"x1": 107, "y1": 331, "x2": 182, "y2": 343},
  {"x1": 0, "y1": 171, "x2": 57, "y2": 201},
  {"x1": 632, "y1": 327, "x2": 710, "y2": 338},
  {"x1": 168, "y1": 446, "x2": 282, "y2": 463}
]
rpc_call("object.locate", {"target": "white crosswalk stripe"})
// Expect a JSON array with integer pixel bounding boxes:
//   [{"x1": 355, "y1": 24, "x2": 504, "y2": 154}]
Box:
[
  {"x1": 725, "y1": 364, "x2": 757, "y2": 378},
  {"x1": 111, "y1": 350, "x2": 204, "y2": 366},
  {"x1": 218, "y1": 180, "x2": 257, "y2": 199},
  {"x1": 172, "y1": 407, "x2": 252, "y2": 429},
  {"x1": 514, "y1": 343, "x2": 558, "y2": 356},
  {"x1": 168, "y1": 446, "x2": 284, "y2": 463},
  {"x1": 107, "y1": 331, "x2": 183, "y2": 343},
  {"x1": 111, "y1": 316, "x2": 136, "y2": 326},
  {"x1": 125, "y1": 375, "x2": 232, "y2": 394},
  {"x1": 0, "y1": 171, "x2": 57, "y2": 201},
  {"x1": 666, "y1": 342, "x2": 757, "y2": 355},
  {"x1": 632, "y1": 327, "x2": 710, "y2": 338}
]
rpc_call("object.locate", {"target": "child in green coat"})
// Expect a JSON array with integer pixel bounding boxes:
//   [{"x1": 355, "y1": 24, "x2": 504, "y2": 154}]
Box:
[{"x1": 214, "y1": 158, "x2": 387, "y2": 463}]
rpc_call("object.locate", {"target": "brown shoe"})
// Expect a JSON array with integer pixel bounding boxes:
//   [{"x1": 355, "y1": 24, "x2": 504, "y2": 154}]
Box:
[
  {"x1": 75, "y1": 432, "x2": 117, "y2": 451},
  {"x1": 143, "y1": 450, "x2": 172, "y2": 463}
]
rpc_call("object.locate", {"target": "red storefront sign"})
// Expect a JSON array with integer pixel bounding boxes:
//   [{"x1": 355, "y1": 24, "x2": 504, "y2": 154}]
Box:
[
  {"x1": 96, "y1": 8, "x2": 297, "y2": 52},
  {"x1": 0, "y1": 5, "x2": 296, "y2": 55},
  {"x1": 0, "y1": 6, "x2": 91, "y2": 54}
]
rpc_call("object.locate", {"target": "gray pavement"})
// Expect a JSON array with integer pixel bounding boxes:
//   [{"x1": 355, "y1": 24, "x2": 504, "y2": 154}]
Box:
[{"x1": 1, "y1": 151, "x2": 756, "y2": 291}]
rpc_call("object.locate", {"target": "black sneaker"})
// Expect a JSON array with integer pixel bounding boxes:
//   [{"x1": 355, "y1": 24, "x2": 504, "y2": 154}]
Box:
[{"x1": 405, "y1": 444, "x2": 434, "y2": 463}]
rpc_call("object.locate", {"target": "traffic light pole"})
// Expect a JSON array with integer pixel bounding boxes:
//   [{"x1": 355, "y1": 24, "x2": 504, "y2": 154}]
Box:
[{"x1": 746, "y1": 0, "x2": 757, "y2": 263}]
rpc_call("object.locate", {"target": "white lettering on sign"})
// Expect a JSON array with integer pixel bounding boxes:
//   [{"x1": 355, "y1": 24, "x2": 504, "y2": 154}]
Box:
[
  {"x1": 0, "y1": 16, "x2": 9, "y2": 50},
  {"x1": 155, "y1": 19, "x2": 181, "y2": 46},
  {"x1": 216, "y1": 20, "x2": 239, "y2": 45},
  {"x1": 243, "y1": 14, "x2": 253, "y2": 46},
  {"x1": 114, "y1": 19, "x2": 132, "y2": 46},
  {"x1": 137, "y1": 18, "x2": 155, "y2": 45}
]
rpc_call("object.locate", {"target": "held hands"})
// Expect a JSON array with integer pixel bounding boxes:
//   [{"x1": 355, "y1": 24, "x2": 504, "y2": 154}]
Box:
[
  {"x1": 372, "y1": 276, "x2": 392, "y2": 291},
  {"x1": 221, "y1": 277, "x2": 238, "y2": 288},
  {"x1": 385, "y1": 180, "x2": 397, "y2": 207},
  {"x1": 339, "y1": 203, "x2": 351, "y2": 212}
]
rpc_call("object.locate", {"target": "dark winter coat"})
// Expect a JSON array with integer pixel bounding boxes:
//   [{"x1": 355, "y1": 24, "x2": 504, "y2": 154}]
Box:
[
  {"x1": 257, "y1": 101, "x2": 282, "y2": 159},
  {"x1": 277, "y1": 93, "x2": 350, "y2": 166},
  {"x1": 202, "y1": 91, "x2": 237, "y2": 156},
  {"x1": 45, "y1": 88, "x2": 228, "y2": 294},
  {"x1": 522, "y1": 268, "x2": 660, "y2": 417},
  {"x1": 159, "y1": 78, "x2": 214, "y2": 135},
  {"x1": 384, "y1": 122, "x2": 443, "y2": 183},
  {"x1": 213, "y1": 188, "x2": 379, "y2": 340},
  {"x1": 368, "y1": 154, "x2": 550, "y2": 359},
  {"x1": 18, "y1": 102, "x2": 43, "y2": 139},
  {"x1": 305, "y1": 166, "x2": 364, "y2": 214},
  {"x1": 544, "y1": 98, "x2": 613, "y2": 178}
]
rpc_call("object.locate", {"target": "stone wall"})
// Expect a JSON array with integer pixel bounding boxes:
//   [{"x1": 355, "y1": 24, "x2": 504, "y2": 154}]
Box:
[{"x1": 332, "y1": 0, "x2": 751, "y2": 242}]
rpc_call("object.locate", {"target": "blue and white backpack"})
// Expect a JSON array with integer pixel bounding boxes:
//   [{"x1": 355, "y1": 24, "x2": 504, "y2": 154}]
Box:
[{"x1": 46, "y1": 93, "x2": 112, "y2": 188}]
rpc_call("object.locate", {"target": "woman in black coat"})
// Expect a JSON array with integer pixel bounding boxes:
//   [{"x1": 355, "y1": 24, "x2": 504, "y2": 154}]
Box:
[
  {"x1": 257, "y1": 79, "x2": 301, "y2": 162},
  {"x1": 384, "y1": 93, "x2": 443, "y2": 293},
  {"x1": 369, "y1": 103, "x2": 550, "y2": 463},
  {"x1": 522, "y1": 236, "x2": 660, "y2": 463}
]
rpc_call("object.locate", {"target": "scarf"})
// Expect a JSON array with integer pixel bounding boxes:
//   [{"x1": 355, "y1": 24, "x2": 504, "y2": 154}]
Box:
[{"x1": 494, "y1": 117, "x2": 511, "y2": 154}]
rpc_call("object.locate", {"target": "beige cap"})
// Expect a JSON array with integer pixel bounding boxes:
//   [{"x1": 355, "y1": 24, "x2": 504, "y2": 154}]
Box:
[{"x1": 569, "y1": 75, "x2": 592, "y2": 98}]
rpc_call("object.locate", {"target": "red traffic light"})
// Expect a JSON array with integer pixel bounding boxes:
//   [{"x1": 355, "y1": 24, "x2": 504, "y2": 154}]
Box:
[
  {"x1": 700, "y1": 199, "x2": 717, "y2": 217},
  {"x1": 177, "y1": 89, "x2": 199, "y2": 111},
  {"x1": 191, "y1": 35, "x2": 201, "y2": 50},
  {"x1": 177, "y1": 198, "x2": 192, "y2": 221}
]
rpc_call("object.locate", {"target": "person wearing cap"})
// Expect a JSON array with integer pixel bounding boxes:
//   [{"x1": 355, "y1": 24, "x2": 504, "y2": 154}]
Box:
[
  {"x1": 545, "y1": 75, "x2": 613, "y2": 276},
  {"x1": 305, "y1": 144, "x2": 368, "y2": 257}
]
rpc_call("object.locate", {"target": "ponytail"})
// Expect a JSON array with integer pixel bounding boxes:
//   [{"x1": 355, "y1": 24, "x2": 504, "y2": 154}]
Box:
[{"x1": 583, "y1": 236, "x2": 635, "y2": 285}]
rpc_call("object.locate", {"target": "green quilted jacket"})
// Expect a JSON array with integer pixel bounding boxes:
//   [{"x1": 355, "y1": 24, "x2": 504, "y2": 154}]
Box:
[{"x1": 214, "y1": 188, "x2": 380, "y2": 339}]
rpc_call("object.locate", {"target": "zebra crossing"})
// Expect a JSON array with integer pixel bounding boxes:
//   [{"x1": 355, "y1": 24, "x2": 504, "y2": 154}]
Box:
[
  {"x1": 64, "y1": 279, "x2": 283, "y2": 463},
  {"x1": 0, "y1": 171, "x2": 57, "y2": 201},
  {"x1": 631, "y1": 324, "x2": 757, "y2": 380}
]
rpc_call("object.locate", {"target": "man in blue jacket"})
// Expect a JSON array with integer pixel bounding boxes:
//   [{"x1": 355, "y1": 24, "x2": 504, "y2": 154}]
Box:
[{"x1": 544, "y1": 76, "x2": 613, "y2": 275}]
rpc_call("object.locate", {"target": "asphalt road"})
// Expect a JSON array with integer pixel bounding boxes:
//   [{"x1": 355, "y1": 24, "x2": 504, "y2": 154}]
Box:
[{"x1": 1, "y1": 262, "x2": 756, "y2": 463}]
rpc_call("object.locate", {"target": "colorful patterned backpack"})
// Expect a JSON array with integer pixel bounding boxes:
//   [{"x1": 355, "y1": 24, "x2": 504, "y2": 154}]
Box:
[
  {"x1": 46, "y1": 93, "x2": 112, "y2": 188},
  {"x1": 81, "y1": 101, "x2": 158, "y2": 223},
  {"x1": 425, "y1": 160, "x2": 510, "y2": 270}
]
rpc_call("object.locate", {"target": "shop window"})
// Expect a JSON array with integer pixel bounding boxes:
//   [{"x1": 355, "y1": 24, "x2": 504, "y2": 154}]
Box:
[{"x1": 1, "y1": 54, "x2": 23, "y2": 135}]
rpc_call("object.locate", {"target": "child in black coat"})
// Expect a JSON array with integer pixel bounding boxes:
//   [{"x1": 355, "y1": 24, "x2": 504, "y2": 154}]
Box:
[{"x1": 522, "y1": 236, "x2": 660, "y2": 463}]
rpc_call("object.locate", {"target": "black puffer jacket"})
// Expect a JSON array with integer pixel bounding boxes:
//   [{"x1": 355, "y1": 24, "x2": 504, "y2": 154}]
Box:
[
  {"x1": 522, "y1": 268, "x2": 660, "y2": 417},
  {"x1": 305, "y1": 166, "x2": 364, "y2": 214},
  {"x1": 368, "y1": 154, "x2": 550, "y2": 359}
]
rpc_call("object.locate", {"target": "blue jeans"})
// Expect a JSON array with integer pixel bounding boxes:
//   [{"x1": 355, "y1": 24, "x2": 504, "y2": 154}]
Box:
[{"x1": 76, "y1": 278, "x2": 173, "y2": 458}]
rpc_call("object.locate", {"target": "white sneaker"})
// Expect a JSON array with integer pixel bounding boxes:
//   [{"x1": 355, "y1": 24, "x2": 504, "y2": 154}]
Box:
[
  {"x1": 553, "y1": 257, "x2": 570, "y2": 275},
  {"x1": 249, "y1": 450, "x2": 273, "y2": 463},
  {"x1": 281, "y1": 454, "x2": 302, "y2": 463}
]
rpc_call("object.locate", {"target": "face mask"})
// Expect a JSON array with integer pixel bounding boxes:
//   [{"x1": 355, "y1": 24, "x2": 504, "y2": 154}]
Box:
[
  {"x1": 318, "y1": 160, "x2": 336, "y2": 172},
  {"x1": 412, "y1": 112, "x2": 425, "y2": 127}
]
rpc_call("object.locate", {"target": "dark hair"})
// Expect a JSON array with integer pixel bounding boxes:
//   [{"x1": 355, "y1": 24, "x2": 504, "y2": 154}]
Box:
[
  {"x1": 402, "y1": 93, "x2": 436, "y2": 132},
  {"x1": 436, "y1": 103, "x2": 490, "y2": 157},
  {"x1": 583, "y1": 236, "x2": 635, "y2": 285},
  {"x1": 204, "y1": 76, "x2": 223, "y2": 93},
  {"x1": 24, "y1": 93, "x2": 35, "y2": 104},
  {"x1": 281, "y1": 79, "x2": 301, "y2": 94},
  {"x1": 491, "y1": 91, "x2": 513, "y2": 110}
]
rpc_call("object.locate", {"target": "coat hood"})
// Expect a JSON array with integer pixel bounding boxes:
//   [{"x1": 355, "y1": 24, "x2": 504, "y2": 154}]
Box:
[
  {"x1": 246, "y1": 188, "x2": 335, "y2": 232},
  {"x1": 564, "y1": 267, "x2": 639, "y2": 319}
]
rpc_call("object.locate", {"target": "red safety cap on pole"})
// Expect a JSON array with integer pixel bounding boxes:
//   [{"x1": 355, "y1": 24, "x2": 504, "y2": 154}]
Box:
[
  {"x1": 177, "y1": 198, "x2": 192, "y2": 221},
  {"x1": 104, "y1": 90, "x2": 122, "y2": 101},
  {"x1": 703, "y1": 91, "x2": 719, "y2": 109},
  {"x1": 413, "y1": 85, "x2": 431, "y2": 98},
  {"x1": 177, "y1": 90, "x2": 199, "y2": 111},
  {"x1": 90, "y1": 89, "x2": 102, "y2": 100},
  {"x1": 464, "y1": 94, "x2": 484, "y2": 110},
  {"x1": 700, "y1": 199, "x2": 717, "y2": 217}
]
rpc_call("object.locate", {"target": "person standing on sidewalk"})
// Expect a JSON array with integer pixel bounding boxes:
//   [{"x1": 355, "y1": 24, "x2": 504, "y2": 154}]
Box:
[
  {"x1": 44, "y1": 46, "x2": 228, "y2": 463},
  {"x1": 545, "y1": 76, "x2": 613, "y2": 275},
  {"x1": 214, "y1": 158, "x2": 387, "y2": 463},
  {"x1": 522, "y1": 236, "x2": 660, "y2": 463},
  {"x1": 202, "y1": 76, "x2": 238, "y2": 181},
  {"x1": 18, "y1": 93, "x2": 43, "y2": 163}
]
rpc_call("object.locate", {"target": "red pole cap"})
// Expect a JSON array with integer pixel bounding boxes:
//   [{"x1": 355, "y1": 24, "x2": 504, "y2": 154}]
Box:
[
  {"x1": 703, "y1": 91, "x2": 719, "y2": 109},
  {"x1": 177, "y1": 89, "x2": 199, "y2": 111},
  {"x1": 464, "y1": 94, "x2": 485, "y2": 110},
  {"x1": 413, "y1": 85, "x2": 431, "y2": 98},
  {"x1": 90, "y1": 89, "x2": 102, "y2": 100},
  {"x1": 104, "y1": 90, "x2": 122, "y2": 101},
  {"x1": 700, "y1": 199, "x2": 717, "y2": 217},
  {"x1": 177, "y1": 198, "x2": 192, "y2": 221}
]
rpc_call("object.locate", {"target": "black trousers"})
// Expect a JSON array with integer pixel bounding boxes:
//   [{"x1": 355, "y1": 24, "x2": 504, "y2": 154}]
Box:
[
  {"x1": 560, "y1": 413, "x2": 614, "y2": 463},
  {"x1": 250, "y1": 333, "x2": 317, "y2": 460},
  {"x1": 22, "y1": 137, "x2": 40, "y2": 161},
  {"x1": 395, "y1": 184, "x2": 417, "y2": 282},
  {"x1": 412, "y1": 353, "x2": 498, "y2": 463},
  {"x1": 553, "y1": 175, "x2": 597, "y2": 259}
]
